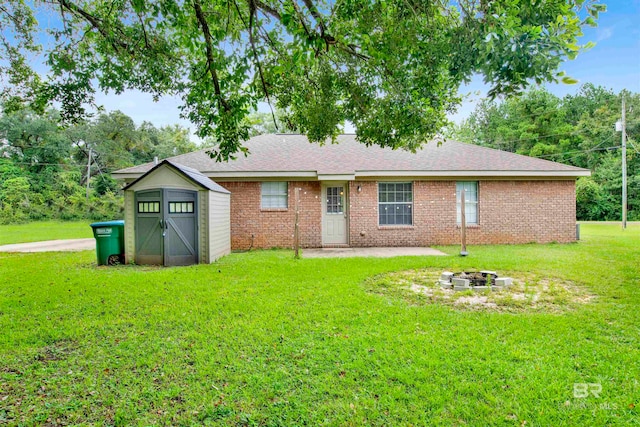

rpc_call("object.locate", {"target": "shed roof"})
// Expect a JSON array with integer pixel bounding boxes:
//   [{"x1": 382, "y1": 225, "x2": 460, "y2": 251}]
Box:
[
  {"x1": 123, "y1": 160, "x2": 230, "y2": 193},
  {"x1": 114, "y1": 134, "x2": 590, "y2": 180}
]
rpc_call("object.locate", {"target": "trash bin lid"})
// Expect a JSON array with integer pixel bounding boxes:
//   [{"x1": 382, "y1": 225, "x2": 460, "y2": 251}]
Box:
[{"x1": 90, "y1": 220, "x2": 125, "y2": 228}]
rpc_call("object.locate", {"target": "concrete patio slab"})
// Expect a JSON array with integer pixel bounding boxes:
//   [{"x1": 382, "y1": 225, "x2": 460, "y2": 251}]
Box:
[
  {"x1": 303, "y1": 247, "x2": 447, "y2": 258},
  {"x1": 0, "y1": 238, "x2": 95, "y2": 253}
]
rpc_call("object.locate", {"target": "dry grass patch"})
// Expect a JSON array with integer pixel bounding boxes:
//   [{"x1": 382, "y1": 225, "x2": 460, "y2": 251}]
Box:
[{"x1": 365, "y1": 268, "x2": 593, "y2": 312}]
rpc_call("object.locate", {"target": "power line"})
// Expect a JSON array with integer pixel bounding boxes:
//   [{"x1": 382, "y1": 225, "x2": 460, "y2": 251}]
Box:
[
  {"x1": 464, "y1": 86, "x2": 623, "y2": 124},
  {"x1": 532, "y1": 134, "x2": 616, "y2": 159},
  {"x1": 562, "y1": 145, "x2": 621, "y2": 164},
  {"x1": 463, "y1": 98, "x2": 634, "y2": 149},
  {"x1": 3, "y1": 161, "x2": 118, "y2": 172},
  {"x1": 4, "y1": 162, "x2": 87, "y2": 167},
  {"x1": 628, "y1": 138, "x2": 640, "y2": 155},
  {"x1": 473, "y1": 127, "x2": 595, "y2": 150}
]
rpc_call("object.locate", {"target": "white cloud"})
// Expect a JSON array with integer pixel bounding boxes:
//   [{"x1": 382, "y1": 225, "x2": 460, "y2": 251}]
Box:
[{"x1": 596, "y1": 27, "x2": 614, "y2": 42}]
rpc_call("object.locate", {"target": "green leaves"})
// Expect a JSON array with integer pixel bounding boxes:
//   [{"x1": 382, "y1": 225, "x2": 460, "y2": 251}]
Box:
[
  {"x1": 561, "y1": 76, "x2": 579, "y2": 85},
  {"x1": 0, "y1": 105, "x2": 200, "y2": 222},
  {"x1": 452, "y1": 85, "x2": 640, "y2": 221},
  {"x1": 0, "y1": 0, "x2": 604, "y2": 159}
]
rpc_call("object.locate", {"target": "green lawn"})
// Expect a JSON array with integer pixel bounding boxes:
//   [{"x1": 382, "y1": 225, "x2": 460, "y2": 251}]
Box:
[
  {"x1": 0, "y1": 221, "x2": 93, "y2": 246},
  {"x1": 1, "y1": 224, "x2": 638, "y2": 425}
]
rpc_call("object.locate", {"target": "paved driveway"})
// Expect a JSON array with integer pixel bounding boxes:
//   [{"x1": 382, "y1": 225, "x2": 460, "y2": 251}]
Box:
[
  {"x1": 303, "y1": 247, "x2": 447, "y2": 258},
  {"x1": 0, "y1": 239, "x2": 95, "y2": 253},
  {"x1": 0, "y1": 240, "x2": 448, "y2": 257}
]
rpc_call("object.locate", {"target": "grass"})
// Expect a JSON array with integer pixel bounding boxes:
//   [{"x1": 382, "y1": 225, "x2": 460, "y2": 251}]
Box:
[
  {"x1": 1, "y1": 224, "x2": 639, "y2": 425},
  {"x1": 0, "y1": 221, "x2": 93, "y2": 246}
]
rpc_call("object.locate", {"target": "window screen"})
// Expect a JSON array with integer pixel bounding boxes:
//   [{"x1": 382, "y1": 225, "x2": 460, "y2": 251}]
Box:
[
  {"x1": 326, "y1": 187, "x2": 344, "y2": 214},
  {"x1": 456, "y1": 181, "x2": 478, "y2": 224},
  {"x1": 261, "y1": 182, "x2": 288, "y2": 209},
  {"x1": 378, "y1": 182, "x2": 413, "y2": 225}
]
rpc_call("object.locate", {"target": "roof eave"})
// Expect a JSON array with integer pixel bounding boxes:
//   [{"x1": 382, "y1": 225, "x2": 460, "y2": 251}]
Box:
[
  {"x1": 115, "y1": 168, "x2": 591, "y2": 181},
  {"x1": 204, "y1": 171, "x2": 318, "y2": 179},
  {"x1": 355, "y1": 170, "x2": 591, "y2": 178},
  {"x1": 113, "y1": 172, "x2": 145, "y2": 179}
]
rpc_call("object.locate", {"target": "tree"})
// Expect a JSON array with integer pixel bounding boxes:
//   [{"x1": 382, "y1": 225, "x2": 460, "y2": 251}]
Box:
[
  {"x1": 0, "y1": 107, "x2": 73, "y2": 198},
  {"x1": 0, "y1": 176, "x2": 32, "y2": 223},
  {"x1": 137, "y1": 123, "x2": 198, "y2": 160},
  {"x1": 452, "y1": 85, "x2": 640, "y2": 221},
  {"x1": 1, "y1": 0, "x2": 604, "y2": 160},
  {"x1": 245, "y1": 111, "x2": 287, "y2": 137},
  {"x1": 92, "y1": 173, "x2": 118, "y2": 195},
  {"x1": 0, "y1": 104, "x2": 199, "y2": 223},
  {"x1": 451, "y1": 88, "x2": 578, "y2": 157},
  {"x1": 563, "y1": 83, "x2": 616, "y2": 125},
  {"x1": 575, "y1": 177, "x2": 605, "y2": 220},
  {"x1": 86, "y1": 111, "x2": 143, "y2": 169}
]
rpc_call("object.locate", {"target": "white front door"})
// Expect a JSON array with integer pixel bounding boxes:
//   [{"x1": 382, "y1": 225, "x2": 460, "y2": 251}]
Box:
[{"x1": 322, "y1": 184, "x2": 348, "y2": 245}]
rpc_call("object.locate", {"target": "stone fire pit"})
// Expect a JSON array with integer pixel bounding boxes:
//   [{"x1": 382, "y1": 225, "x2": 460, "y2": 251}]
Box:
[{"x1": 439, "y1": 271, "x2": 513, "y2": 292}]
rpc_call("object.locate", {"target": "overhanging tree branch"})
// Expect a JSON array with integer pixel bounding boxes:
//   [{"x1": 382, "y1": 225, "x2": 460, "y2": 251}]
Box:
[
  {"x1": 253, "y1": 0, "x2": 281, "y2": 21},
  {"x1": 193, "y1": 0, "x2": 231, "y2": 112},
  {"x1": 301, "y1": 0, "x2": 327, "y2": 35},
  {"x1": 238, "y1": 0, "x2": 279, "y2": 130},
  {"x1": 2, "y1": 0, "x2": 603, "y2": 160},
  {"x1": 128, "y1": 0, "x2": 150, "y2": 50},
  {"x1": 57, "y1": 0, "x2": 130, "y2": 53}
]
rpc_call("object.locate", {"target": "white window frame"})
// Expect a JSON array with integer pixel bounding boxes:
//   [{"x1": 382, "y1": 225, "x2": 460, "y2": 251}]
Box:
[
  {"x1": 456, "y1": 181, "x2": 478, "y2": 225},
  {"x1": 378, "y1": 182, "x2": 413, "y2": 226},
  {"x1": 261, "y1": 182, "x2": 288, "y2": 209}
]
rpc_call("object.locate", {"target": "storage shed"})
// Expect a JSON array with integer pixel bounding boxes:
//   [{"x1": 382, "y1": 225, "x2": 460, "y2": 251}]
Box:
[{"x1": 123, "y1": 160, "x2": 230, "y2": 266}]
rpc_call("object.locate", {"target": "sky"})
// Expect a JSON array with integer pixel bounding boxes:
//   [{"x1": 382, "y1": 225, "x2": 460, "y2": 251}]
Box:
[
  {"x1": 23, "y1": 0, "x2": 640, "y2": 136},
  {"x1": 450, "y1": 0, "x2": 640, "y2": 123}
]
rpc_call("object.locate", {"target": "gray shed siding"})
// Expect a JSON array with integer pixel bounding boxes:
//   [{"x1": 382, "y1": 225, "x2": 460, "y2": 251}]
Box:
[{"x1": 122, "y1": 163, "x2": 230, "y2": 265}]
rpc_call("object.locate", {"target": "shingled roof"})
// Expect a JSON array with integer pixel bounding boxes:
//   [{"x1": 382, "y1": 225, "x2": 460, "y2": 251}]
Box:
[
  {"x1": 113, "y1": 134, "x2": 590, "y2": 180},
  {"x1": 123, "y1": 160, "x2": 230, "y2": 193}
]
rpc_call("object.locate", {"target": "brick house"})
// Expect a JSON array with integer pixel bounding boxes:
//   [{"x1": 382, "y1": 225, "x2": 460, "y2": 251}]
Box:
[{"x1": 113, "y1": 134, "x2": 590, "y2": 249}]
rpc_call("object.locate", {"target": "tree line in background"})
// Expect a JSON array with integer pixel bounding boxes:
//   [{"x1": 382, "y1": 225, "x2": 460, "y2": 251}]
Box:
[
  {"x1": 1, "y1": 84, "x2": 636, "y2": 224},
  {"x1": 450, "y1": 84, "x2": 639, "y2": 221},
  {"x1": 0, "y1": 106, "x2": 281, "y2": 224},
  {"x1": 0, "y1": 108, "x2": 198, "y2": 223}
]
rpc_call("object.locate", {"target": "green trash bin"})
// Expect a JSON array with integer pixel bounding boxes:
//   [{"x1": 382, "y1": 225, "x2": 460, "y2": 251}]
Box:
[{"x1": 90, "y1": 220, "x2": 125, "y2": 265}]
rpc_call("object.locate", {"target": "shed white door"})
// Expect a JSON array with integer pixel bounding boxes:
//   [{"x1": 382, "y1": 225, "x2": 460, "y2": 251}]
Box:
[{"x1": 322, "y1": 184, "x2": 348, "y2": 245}]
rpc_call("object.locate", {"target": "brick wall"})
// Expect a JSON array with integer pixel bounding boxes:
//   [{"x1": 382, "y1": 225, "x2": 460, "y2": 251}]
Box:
[
  {"x1": 348, "y1": 180, "x2": 576, "y2": 246},
  {"x1": 222, "y1": 181, "x2": 321, "y2": 250},
  {"x1": 466, "y1": 180, "x2": 577, "y2": 244},
  {"x1": 348, "y1": 181, "x2": 454, "y2": 247},
  {"x1": 221, "y1": 179, "x2": 576, "y2": 249}
]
